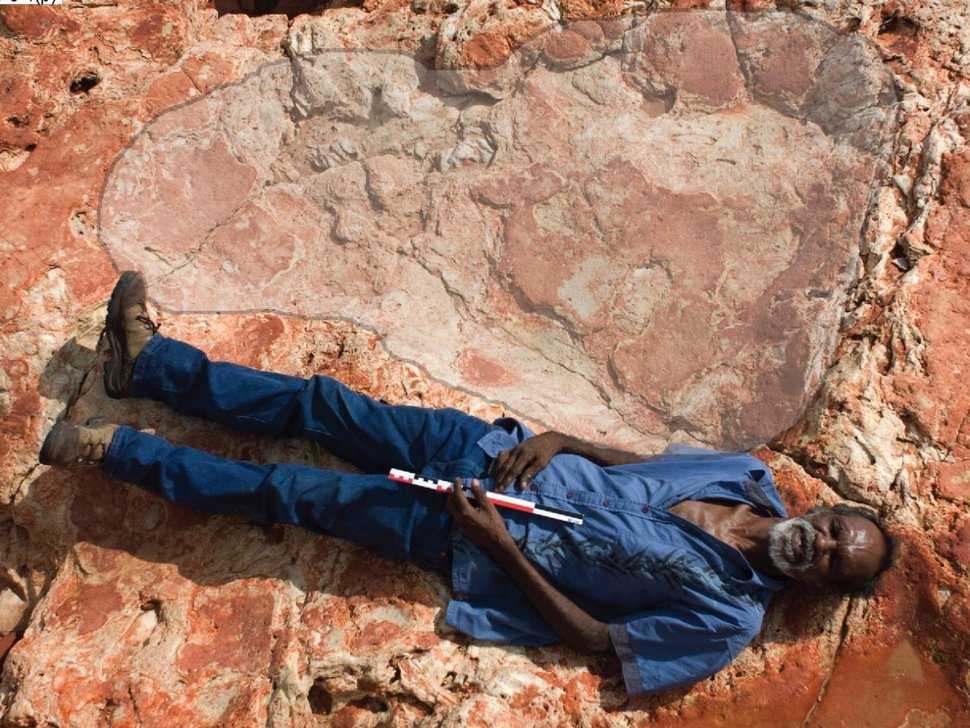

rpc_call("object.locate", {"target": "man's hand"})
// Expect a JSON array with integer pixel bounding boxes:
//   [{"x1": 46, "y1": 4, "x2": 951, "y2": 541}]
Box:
[
  {"x1": 446, "y1": 478, "x2": 515, "y2": 555},
  {"x1": 492, "y1": 432, "x2": 565, "y2": 492},
  {"x1": 494, "y1": 432, "x2": 651, "y2": 489},
  {"x1": 448, "y1": 477, "x2": 612, "y2": 656}
]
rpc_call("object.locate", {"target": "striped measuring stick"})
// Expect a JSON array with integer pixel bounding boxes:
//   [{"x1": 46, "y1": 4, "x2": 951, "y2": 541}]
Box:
[{"x1": 388, "y1": 468, "x2": 584, "y2": 525}]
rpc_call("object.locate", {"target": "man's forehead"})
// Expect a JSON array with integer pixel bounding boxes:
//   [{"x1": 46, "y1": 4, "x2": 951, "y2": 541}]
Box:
[
  {"x1": 842, "y1": 515, "x2": 884, "y2": 547},
  {"x1": 809, "y1": 508, "x2": 878, "y2": 533},
  {"x1": 835, "y1": 514, "x2": 887, "y2": 578}
]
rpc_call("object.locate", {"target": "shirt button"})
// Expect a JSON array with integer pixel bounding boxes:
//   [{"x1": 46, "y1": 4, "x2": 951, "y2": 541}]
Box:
[
  {"x1": 602, "y1": 499, "x2": 611, "y2": 507},
  {"x1": 566, "y1": 491, "x2": 576, "y2": 499},
  {"x1": 641, "y1": 506, "x2": 650, "y2": 513},
  {"x1": 530, "y1": 483, "x2": 539, "y2": 492},
  {"x1": 454, "y1": 592, "x2": 468, "y2": 600}
]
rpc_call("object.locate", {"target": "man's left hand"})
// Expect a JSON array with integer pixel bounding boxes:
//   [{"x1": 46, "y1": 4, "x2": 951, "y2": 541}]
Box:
[{"x1": 446, "y1": 478, "x2": 514, "y2": 555}]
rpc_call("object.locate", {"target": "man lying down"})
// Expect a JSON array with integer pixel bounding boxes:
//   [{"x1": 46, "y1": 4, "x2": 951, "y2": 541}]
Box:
[{"x1": 39, "y1": 272, "x2": 895, "y2": 695}]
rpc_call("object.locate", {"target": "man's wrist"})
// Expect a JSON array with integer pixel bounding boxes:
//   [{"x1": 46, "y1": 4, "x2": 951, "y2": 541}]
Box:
[
  {"x1": 555, "y1": 432, "x2": 578, "y2": 452},
  {"x1": 487, "y1": 532, "x2": 521, "y2": 564}
]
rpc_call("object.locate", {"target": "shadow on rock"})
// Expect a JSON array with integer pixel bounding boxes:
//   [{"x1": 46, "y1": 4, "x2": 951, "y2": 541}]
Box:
[
  {"x1": 8, "y1": 433, "x2": 638, "y2": 711},
  {"x1": 36, "y1": 337, "x2": 100, "y2": 412}
]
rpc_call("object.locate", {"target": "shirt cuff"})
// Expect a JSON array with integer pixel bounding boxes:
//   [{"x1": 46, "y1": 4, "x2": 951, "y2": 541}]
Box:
[{"x1": 609, "y1": 621, "x2": 644, "y2": 695}]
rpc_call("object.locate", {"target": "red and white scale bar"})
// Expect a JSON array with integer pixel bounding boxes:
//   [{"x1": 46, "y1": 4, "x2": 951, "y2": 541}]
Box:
[{"x1": 388, "y1": 469, "x2": 584, "y2": 525}]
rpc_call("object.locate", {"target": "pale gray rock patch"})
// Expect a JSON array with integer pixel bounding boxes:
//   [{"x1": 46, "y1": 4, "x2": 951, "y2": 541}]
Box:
[{"x1": 99, "y1": 11, "x2": 896, "y2": 449}]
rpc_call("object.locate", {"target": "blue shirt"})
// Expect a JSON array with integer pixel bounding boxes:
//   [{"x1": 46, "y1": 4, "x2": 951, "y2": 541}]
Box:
[{"x1": 444, "y1": 419, "x2": 790, "y2": 695}]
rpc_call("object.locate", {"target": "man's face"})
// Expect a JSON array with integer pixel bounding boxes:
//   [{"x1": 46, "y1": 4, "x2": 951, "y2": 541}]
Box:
[{"x1": 768, "y1": 508, "x2": 887, "y2": 586}]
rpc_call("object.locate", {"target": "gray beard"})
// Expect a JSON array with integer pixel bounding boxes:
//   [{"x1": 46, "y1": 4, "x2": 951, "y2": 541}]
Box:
[{"x1": 768, "y1": 518, "x2": 816, "y2": 578}]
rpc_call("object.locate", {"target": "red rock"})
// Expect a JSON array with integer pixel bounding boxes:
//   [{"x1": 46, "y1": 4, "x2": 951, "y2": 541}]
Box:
[
  {"x1": 458, "y1": 348, "x2": 519, "y2": 386},
  {"x1": 541, "y1": 29, "x2": 591, "y2": 63},
  {"x1": 462, "y1": 31, "x2": 513, "y2": 68},
  {"x1": 558, "y1": 0, "x2": 626, "y2": 19},
  {"x1": 751, "y1": 448, "x2": 833, "y2": 513},
  {"x1": 3, "y1": 1, "x2": 970, "y2": 724},
  {"x1": 102, "y1": 136, "x2": 259, "y2": 274},
  {"x1": 939, "y1": 517, "x2": 970, "y2": 569},
  {"x1": 346, "y1": 619, "x2": 404, "y2": 651},
  {"x1": 144, "y1": 71, "x2": 200, "y2": 114},
  {"x1": 96, "y1": 14, "x2": 889, "y2": 449},
  {"x1": 52, "y1": 581, "x2": 125, "y2": 637},
  {"x1": 568, "y1": 20, "x2": 605, "y2": 42},
  {"x1": 731, "y1": 12, "x2": 829, "y2": 114},
  {"x1": 0, "y1": 632, "x2": 19, "y2": 670},
  {"x1": 887, "y1": 259, "x2": 970, "y2": 452},
  {"x1": 632, "y1": 11, "x2": 745, "y2": 110},
  {"x1": 208, "y1": 315, "x2": 287, "y2": 366},
  {"x1": 0, "y1": 73, "x2": 44, "y2": 153},
  {"x1": 177, "y1": 587, "x2": 276, "y2": 674},
  {"x1": 181, "y1": 51, "x2": 241, "y2": 94},
  {"x1": 940, "y1": 148, "x2": 970, "y2": 208},
  {"x1": 810, "y1": 638, "x2": 965, "y2": 727},
  {"x1": 127, "y1": 12, "x2": 189, "y2": 65},
  {"x1": 932, "y1": 461, "x2": 970, "y2": 502},
  {"x1": 1, "y1": 6, "x2": 81, "y2": 41}
]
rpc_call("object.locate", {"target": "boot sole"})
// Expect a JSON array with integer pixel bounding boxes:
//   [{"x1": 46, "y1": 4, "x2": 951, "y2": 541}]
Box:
[{"x1": 103, "y1": 271, "x2": 141, "y2": 399}]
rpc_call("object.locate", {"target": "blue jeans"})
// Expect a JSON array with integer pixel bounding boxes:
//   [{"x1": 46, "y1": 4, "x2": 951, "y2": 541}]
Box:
[{"x1": 102, "y1": 335, "x2": 493, "y2": 573}]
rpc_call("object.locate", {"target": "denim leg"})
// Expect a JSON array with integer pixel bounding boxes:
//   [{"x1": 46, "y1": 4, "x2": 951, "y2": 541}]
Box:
[
  {"x1": 102, "y1": 426, "x2": 453, "y2": 572},
  {"x1": 129, "y1": 335, "x2": 492, "y2": 474}
]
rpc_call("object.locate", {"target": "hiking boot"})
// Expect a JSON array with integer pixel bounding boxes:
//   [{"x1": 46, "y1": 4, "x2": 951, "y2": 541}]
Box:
[
  {"x1": 103, "y1": 271, "x2": 157, "y2": 399},
  {"x1": 39, "y1": 421, "x2": 118, "y2": 467}
]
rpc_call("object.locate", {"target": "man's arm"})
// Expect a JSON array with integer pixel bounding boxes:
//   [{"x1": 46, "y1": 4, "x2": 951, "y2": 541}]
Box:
[
  {"x1": 447, "y1": 479, "x2": 611, "y2": 655},
  {"x1": 493, "y1": 431, "x2": 649, "y2": 492}
]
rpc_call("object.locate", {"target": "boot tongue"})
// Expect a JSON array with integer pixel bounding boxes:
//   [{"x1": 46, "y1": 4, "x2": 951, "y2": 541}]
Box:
[{"x1": 122, "y1": 304, "x2": 154, "y2": 359}]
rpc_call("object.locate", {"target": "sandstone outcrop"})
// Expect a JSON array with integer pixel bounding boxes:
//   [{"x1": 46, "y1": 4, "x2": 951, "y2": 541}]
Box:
[{"x1": 1, "y1": 0, "x2": 968, "y2": 725}]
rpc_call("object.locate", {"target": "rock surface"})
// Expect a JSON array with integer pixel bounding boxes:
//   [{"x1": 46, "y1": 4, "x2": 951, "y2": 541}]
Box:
[
  {"x1": 100, "y1": 11, "x2": 893, "y2": 450},
  {"x1": 0, "y1": 0, "x2": 968, "y2": 726}
]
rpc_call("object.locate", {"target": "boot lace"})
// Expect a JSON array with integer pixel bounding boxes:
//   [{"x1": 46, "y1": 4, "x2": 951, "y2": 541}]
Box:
[
  {"x1": 96, "y1": 314, "x2": 160, "y2": 353},
  {"x1": 79, "y1": 440, "x2": 110, "y2": 462},
  {"x1": 135, "y1": 313, "x2": 160, "y2": 333}
]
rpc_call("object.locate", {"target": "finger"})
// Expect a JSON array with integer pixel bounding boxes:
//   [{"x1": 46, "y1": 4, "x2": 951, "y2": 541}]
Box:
[
  {"x1": 505, "y1": 450, "x2": 531, "y2": 479},
  {"x1": 497, "y1": 466, "x2": 519, "y2": 493},
  {"x1": 446, "y1": 479, "x2": 458, "y2": 516},
  {"x1": 516, "y1": 455, "x2": 539, "y2": 490},
  {"x1": 495, "y1": 450, "x2": 521, "y2": 492},
  {"x1": 492, "y1": 467, "x2": 507, "y2": 492},
  {"x1": 448, "y1": 477, "x2": 469, "y2": 515},
  {"x1": 469, "y1": 479, "x2": 499, "y2": 517},
  {"x1": 492, "y1": 451, "x2": 514, "y2": 488},
  {"x1": 463, "y1": 479, "x2": 484, "y2": 509}
]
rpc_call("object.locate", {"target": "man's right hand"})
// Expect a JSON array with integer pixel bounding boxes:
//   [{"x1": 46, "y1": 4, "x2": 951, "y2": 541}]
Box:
[
  {"x1": 492, "y1": 431, "x2": 651, "y2": 490},
  {"x1": 492, "y1": 431, "x2": 566, "y2": 492}
]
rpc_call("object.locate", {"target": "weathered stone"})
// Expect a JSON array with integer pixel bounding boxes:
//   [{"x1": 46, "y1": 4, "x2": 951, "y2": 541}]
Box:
[
  {"x1": 3, "y1": 0, "x2": 970, "y2": 725},
  {"x1": 100, "y1": 12, "x2": 893, "y2": 450}
]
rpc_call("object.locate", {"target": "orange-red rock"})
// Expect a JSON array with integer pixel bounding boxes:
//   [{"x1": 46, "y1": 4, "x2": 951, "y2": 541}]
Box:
[{"x1": 2, "y1": 1, "x2": 970, "y2": 726}]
